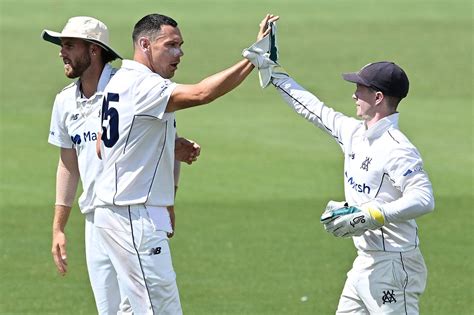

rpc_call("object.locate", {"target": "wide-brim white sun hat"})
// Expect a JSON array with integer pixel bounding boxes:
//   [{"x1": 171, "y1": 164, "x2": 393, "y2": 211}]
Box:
[{"x1": 41, "y1": 16, "x2": 122, "y2": 60}]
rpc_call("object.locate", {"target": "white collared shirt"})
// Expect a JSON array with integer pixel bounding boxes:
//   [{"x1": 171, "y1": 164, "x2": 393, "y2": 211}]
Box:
[
  {"x1": 274, "y1": 76, "x2": 434, "y2": 252},
  {"x1": 95, "y1": 60, "x2": 177, "y2": 208},
  {"x1": 48, "y1": 64, "x2": 116, "y2": 214}
]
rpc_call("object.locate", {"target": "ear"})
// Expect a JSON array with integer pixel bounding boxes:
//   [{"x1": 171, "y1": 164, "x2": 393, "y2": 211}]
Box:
[
  {"x1": 90, "y1": 44, "x2": 100, "y2": 56},
  {"x1": 138, "y1": 37, "x2": 150, "y2": 52},
  {"x1": 374, "y1": 91, "x2": 384, "y2": 105}
]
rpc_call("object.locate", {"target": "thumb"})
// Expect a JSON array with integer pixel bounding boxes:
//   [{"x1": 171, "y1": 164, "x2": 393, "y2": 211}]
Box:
[{"x1": 59, "y1": 244, "x2": 67, "y2": 262}]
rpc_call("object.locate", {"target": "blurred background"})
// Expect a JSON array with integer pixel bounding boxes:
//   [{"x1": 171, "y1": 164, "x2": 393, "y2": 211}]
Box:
[{"x1": 0, "y1": 0, "x2": 472, "y2": 314}]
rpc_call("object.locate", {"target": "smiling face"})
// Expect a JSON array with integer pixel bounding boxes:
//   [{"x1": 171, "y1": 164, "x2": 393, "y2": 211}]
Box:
[
  {"x1": 147, "y1": 25, "x2": 184, "y2": 79},
  {"x1": 59, "y1": 38, "x2": 91, "y2": 78}
]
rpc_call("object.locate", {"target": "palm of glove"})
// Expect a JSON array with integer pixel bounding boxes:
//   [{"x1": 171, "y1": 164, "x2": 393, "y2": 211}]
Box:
[
  {"x1": 242, "y1": 21, "x2": 287, "y2": 88},
  {"x1": 320, "y1": 201, "x2": 385, "y2": 238}
]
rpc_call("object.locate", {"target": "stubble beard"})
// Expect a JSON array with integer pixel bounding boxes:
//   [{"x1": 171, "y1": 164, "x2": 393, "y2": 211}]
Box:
[{"x1": 64, "y1": 53, "x2": 92, "y2": 79}]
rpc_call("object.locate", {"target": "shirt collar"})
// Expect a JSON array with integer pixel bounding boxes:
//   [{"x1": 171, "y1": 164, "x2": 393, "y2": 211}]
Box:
[
  {"x1": 364, "y1": 113, "x2": 399, "y2": 140},
  {"x1": 121, "y1": 59, "x2": 154, "y2": 73},
  {"x1": 97, "y1": 63, "x2": 113, "y2": 92},
  {"x1": 75, "y1": 63, "x2": 114, "y2": 102}
]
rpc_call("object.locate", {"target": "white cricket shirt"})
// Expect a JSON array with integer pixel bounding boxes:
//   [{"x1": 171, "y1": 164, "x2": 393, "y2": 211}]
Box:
[
  {"x1": 48, "y1": 64, "x2": 116, "y2": 214},
  {"x1": 273, "y1": 76, "x2": 434, "y2": 252},
  {"x1": 95, "y1": 60, "x2": 177, "y2": 207}
]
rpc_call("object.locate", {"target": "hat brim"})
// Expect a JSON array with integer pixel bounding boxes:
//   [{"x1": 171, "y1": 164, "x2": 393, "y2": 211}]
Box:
[
  {"x1": 41, "y1": 29, "x2": 122, "y2": 60},
  {"x1": 342, "y1": 72, "x2": 370, "y2": 87}
]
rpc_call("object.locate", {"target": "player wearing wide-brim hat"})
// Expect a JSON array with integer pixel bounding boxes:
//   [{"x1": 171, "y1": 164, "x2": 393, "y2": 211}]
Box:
[
  {"x1": 43, "y1": 15, "x2": 126, "y2": 314},
  {"x1": 42, "y1": 16, "x2": 122, "y2": 62}
]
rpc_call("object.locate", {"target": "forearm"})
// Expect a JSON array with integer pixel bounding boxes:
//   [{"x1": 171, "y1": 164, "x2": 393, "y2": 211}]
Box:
[
  {"x1": 200, "y1": 59, "x2": 254, "y2": 103},
  {"x1": 272, "y1": 76, "x2": 350, "y2": 137},
  {"x1": 168, "y1": 59, "x2": 254, "y2": 111},
  {"x1": 52, "y1": 205, "x2": 72, "y2": 233},
  {"x1": 382, "y1": 181, "x2": 435, "y2": 223},
  {"x1": 56, "y1": 149, "x2": 80, "y2": 207}
]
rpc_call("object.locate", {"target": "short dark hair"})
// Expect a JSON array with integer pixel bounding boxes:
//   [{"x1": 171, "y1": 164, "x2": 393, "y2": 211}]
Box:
[
  {"x1": 132, "y1": 14, "x2": 178, "y2": 44},
  {"x1": 101, "y1": 49, "x2": 118, "y2": 64}
]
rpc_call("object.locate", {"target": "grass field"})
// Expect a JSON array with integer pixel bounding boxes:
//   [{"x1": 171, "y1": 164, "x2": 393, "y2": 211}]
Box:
[{"x1": 1, "y1": 0, "x2": 472, "y2": 314}]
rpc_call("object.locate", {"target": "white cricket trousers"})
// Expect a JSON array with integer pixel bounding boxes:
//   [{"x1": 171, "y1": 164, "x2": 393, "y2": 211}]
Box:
[
  {"x1": 336, "y1": 248, "x2": 427, "y2": 315},
  {"x1": 85, "y1": 212, "x2": 125, "y2": 315},
  {"x1": 94, "y1": 205, "x2": 182, "y2": 315}
]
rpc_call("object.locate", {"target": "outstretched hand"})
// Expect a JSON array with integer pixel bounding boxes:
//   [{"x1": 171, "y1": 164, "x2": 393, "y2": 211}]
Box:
[
  {"x1": 243, "y1": 14, "x2": 287, "y2": 88},
  {"x1": 257, "y1": 14, "x2": 279, "y2": 41}
]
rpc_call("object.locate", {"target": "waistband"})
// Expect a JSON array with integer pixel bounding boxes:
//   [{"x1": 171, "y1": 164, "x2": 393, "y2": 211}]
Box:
[
  {"x1": 357, "y1": 247, "x2": 421, "y2": 259},
  {"x1": 95, "y1": 204, "x2": 168, "y2": 212}
]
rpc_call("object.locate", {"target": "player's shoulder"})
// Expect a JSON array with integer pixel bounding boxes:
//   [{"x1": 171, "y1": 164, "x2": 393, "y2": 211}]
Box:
[
  {"x1": 383, "y1": 126, "x2": 421, "y2": 159},
  {"x1": 384, "y1": 127, "x2": 413, "y2": 147},
  {"x1": 52, "y1": 82, "x2": 79, "y2": 113},
  {"x1": 55, "y1": 82, "x2": 77, "y2": 99}
]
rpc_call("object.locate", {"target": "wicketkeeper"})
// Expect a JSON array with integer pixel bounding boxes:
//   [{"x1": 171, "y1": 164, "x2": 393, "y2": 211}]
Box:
[{"x1": 243, "y1": 22, "x2": 435, "y2": 314}]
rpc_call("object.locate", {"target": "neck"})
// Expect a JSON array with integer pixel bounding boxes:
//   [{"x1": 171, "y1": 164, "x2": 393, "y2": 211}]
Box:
[
  {"x1": 134, "y1": 51, "x2": 152, "y2": 71},
  {"x1": 364, "y1": 106, "x2": 397, "y2": 128},
  {"x1": 80, "y1": 63, "x2": 105, "y2": 98}
]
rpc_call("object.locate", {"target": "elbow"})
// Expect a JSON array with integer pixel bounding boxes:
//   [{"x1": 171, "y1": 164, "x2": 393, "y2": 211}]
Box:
[
  {"x1": 420, "y1": 191, "x2": 435, "y2": 215},
  {"x1": 426, "y1": 196, "x2": 435, "y2": 213}
]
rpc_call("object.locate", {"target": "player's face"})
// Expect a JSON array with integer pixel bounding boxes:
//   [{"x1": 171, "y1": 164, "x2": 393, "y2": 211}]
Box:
[
  {"x1": 352, "y1": 84, "x2": 378, "y2": 121},
  {"x1": 148, "y1": 25, "x2": 184, "y2": 79},
  {"x1": 59, "y1": 38, "x2": 91, "y2": 79}
]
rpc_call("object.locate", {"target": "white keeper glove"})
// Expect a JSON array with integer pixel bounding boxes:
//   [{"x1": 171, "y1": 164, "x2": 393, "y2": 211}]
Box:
[
  {"x1": 242, "y1": 21, "x2": 288, "y2": 88},
  {"x1": 320, "y1": 200, "x2": 385, "y2": 238}
]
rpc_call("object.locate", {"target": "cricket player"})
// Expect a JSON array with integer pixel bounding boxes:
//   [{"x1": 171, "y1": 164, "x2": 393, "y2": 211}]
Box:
[
  {"x1": 94, "y1": 13, "x2": 278, "y2": 314},
  {"x1": 243, "y1": 24, "x2": 435, "y2": 314},
  {"x1": 44, "y1": 16, "x2": 200, "y2": 314}
]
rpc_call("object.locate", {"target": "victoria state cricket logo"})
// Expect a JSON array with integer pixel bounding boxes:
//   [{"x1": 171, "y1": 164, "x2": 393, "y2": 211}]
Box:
[
  {"x1": 360, "y1": 157, "x2": 372, "y2": 171},
  {"x1": 382, "y1": 290, "x2": 397, "y2": 304}
]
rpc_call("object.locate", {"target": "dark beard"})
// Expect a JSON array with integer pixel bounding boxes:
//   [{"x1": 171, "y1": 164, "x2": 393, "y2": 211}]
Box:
[{"x1": 66, "y1": 53, "x2": 92, "y2": 78}]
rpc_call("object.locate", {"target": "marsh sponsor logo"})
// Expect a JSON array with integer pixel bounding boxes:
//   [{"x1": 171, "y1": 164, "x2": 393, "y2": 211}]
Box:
[
  {"x1": 345, "y1": 172, "x2": 371, "y2": 195},
  {"x1": 71, "y1": 134, "x2": 81, "y2": 145},
  {"x1": 70, "y1": 131, "x2": 98, "y2": 145}
]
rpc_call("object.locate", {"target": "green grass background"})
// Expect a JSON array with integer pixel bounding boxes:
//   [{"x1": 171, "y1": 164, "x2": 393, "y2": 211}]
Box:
[{"x1": 0, "y1": 0, "x2": 472, "y2": 314}]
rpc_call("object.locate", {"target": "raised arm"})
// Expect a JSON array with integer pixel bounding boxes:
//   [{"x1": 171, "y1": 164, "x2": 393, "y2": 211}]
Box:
[
  {"x1": 166, "y1": 60, "x2": 254, "y2": 112},
  {"x1": 165, "y1": 14, "x2": 279, "y2": 113}
]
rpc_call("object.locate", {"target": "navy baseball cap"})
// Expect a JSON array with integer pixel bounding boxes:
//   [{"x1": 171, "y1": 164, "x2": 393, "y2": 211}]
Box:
[{"x1": 342, "y1": 61, "x2": 409, "y2": 98}]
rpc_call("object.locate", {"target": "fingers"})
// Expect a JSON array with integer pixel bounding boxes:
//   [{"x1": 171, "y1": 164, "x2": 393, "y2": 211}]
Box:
[
  {"x1": 185, "y1": 142, "x2": 201, "y2": 165},
  {"x1": 52, "y1": 243, "x2": 67, "y2": 275},
  {"x1": 258, "y1": 14, "x2": 280, "y2": 40}
]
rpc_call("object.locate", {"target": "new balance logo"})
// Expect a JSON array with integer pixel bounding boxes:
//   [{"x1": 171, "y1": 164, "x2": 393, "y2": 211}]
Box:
[
  {"x1": 382, "y1": 290, "x2": 397, "y2": 304},
  {"x1": 149, "y1": 247, "x2": 162, "y2": 255},
  {"x1": 71, "y1": 113, "x2": 79, "y2": 121}
]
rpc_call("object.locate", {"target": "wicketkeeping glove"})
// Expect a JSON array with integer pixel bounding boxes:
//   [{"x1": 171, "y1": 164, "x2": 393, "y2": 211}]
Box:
[
  {"x1": 242, "y1": 21, "x2": 288, "y2": 88},
  {"x1": 320, "y1": 201, "x2": 385, "y2": 238}
]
